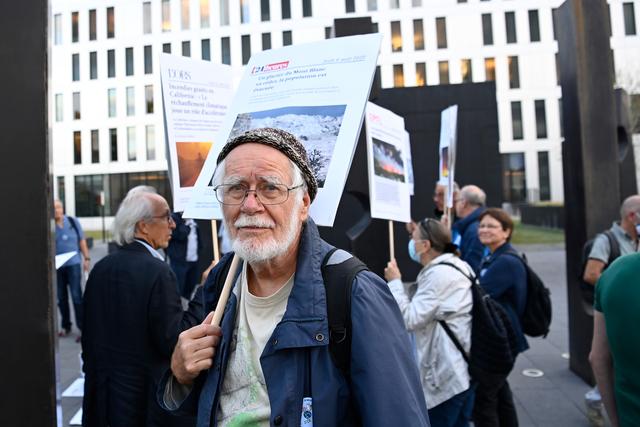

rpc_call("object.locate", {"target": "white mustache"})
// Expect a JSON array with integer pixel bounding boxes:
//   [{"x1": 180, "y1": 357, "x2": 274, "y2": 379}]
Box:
[{"x1": 234, "y1": 215, "x2": 275, "y2": 229}]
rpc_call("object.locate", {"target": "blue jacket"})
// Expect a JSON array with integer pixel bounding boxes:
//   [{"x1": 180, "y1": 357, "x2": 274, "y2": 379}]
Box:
[
  {"x1": 159, "y1": 219, "x2": 430, "y2": 426},
  {"x1": 452, "y1": 207, "x2": 485, "y2": 274},
  {"x1": 478, "y1": 242, "x2": 529, "y2": 353}
]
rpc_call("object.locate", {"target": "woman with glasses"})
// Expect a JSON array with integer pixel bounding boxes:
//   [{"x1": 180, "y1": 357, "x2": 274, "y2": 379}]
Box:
[
  {"x1": 384, "y1": 218, "x2": 474, "y2": 427},
  {"x1": 473, "y1": 207, "x2": 528, "y2": 427}
]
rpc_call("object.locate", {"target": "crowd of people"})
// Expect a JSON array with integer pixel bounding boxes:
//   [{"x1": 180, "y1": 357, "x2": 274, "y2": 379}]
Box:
[{"x1": 53, "y1": 127, "x2": 640, "y2": 427}]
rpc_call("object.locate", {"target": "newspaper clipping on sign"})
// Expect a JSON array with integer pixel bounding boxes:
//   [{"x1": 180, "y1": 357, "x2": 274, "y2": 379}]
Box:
[
  {"x1": 438, "y1": 105, "x2": 459, "y2": 208},
  {"x1": 183, "y1": 33, "x2": 382, "y2": 226},
  {"x1": 160, "y1": 54, "x2": 234, "y2": 212}
]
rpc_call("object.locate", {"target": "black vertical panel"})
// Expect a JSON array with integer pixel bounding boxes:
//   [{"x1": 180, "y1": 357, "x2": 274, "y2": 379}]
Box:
[
  {"x1": 0, "y1": 1, "x2": 57, "y2": 425},
  {"x1": 557, "y1": 0, "x2": 620, "y2": 385}
]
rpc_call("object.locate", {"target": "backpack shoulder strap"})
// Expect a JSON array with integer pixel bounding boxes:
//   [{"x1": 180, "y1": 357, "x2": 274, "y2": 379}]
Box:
[
  {"x1": 603, "y1": 230, "x2": 621, "y2": 264},
  {"x1": 321, "y1": 248, "x2": 368, "y2": 377},
  {"x1": 436, "y1": 261, "x2": 476, "y2": 283},
  {"x1": 68, "y1": 216, "x2": 81, "y2": 243}
]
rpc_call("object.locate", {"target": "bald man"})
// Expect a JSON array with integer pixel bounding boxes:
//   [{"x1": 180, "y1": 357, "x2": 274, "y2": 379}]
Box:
[{"x1": 452, "y1": 185, "x2": 487, "y2": 273}]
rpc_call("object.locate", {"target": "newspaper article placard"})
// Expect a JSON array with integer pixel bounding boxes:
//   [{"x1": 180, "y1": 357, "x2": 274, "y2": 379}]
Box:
[
  {"x1": 160, "y1": 54, "x2": 234, "y2": 212},
  {"x1": 183, "y1": 33, "x2": 382, "y2": 226},
  {"x1": 403, "y1": 130, "x2": 415, "y2": 196},
  {"x1": 365, "y1": 102, "x2": 411, "y2": 223},
  {"x1": 438, "y1": 105, "x2": 459, "y2": 208}
]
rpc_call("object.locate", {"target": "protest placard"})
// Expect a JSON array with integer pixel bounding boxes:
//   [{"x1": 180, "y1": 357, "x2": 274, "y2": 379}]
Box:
[
  {"x1": 183, "y1": 33, "x2": 382, "y2": 227},
  {"x1": 160, "y1": 54, "x2": 234, "y2": 212},
  {"x1": 438, "y1": 105, "x2": 459, "y2": 209}
]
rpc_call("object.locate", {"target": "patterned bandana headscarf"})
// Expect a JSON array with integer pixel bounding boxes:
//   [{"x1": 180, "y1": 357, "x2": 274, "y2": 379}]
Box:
[{"x1": 216, "y1": 127, "x2": 318, "y2": 202}]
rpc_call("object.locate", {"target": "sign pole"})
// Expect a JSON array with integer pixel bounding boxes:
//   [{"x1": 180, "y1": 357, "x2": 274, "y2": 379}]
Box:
[
  {"x1": 211, "y1": 220, "x2": 220, "y2": 262},
  {"x1": 388, "y1": 220, "x2": 395, "y2": 260}
]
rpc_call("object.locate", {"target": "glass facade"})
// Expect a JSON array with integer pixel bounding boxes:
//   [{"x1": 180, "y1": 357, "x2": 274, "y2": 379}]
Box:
[
  {"x1": 201, "y1": 0, "x2": 210, "y2": 27},
  {"x1": 262, "y1": 33, "x2": 272, "y2": 50},
  {"x1": 125, "y1": 47, "x2": 134, "y2": 76},
  {"x1": 283, "y1": 30, "x2": 292, "y2": 46},
  {"x1": 144, "y1": 45, "x2": 153, "y2": 74},
  {"x1": 413, "y1": 19, "x2": 424, "y2": 51},
  {"x1": 221, "y1": 37, "x2": 231, "y2": 64},
  {"x1": 146, "y1": 125, "x2": 156, "y2": 160},
  {"x1": 261, "y1": 0, "x2": 270, "y2": 21},
  {"x1": 91, "y1": 130, "x2": 99, "y2": 164},
  {"x1": 74, "y1": 131, "x2": 82, "y2": 164},
  {"x1": 535, "y1": 99, "x2": 547, "y2": 139},
  {"x1": 538, "y1": 151, "x2": 551, "y2": 201},
  {"x1": 182, "y1": 0, "x2": 191, "y2": 29},
  {"x1": 393, "y1": 64, "x2": 404, "y2": 87},
  {"x1": 73, "y1": 92, "x2": 81, "y2": 119},
  {"x1": 110, "y1": 128, "x2": 118, "y2": 161},
  {"x1": 505, "y1": 11, "x2": 517, "y2": 44},
  {"x1": 461, "y1": 59, "x2": 472, "y2": 83},
  {"x1": 241, "y1": 35, "x2": 251, "y2": 65},
  {"x1": 201, "y1": 39, "x2": 211, "y2": 60},
  {"x1": 145, "y1": 85, "x2": 154, "y2": 114},
  {"x1": 438, "y1": 61, "x2": 449, "y2": 84},
  {"x1": 415, "y1": 62, "x2": 426, "y2": 86},
  {"x1": 182, "y1": 41, "x2": 191, "y2": 57},
  {"x1": 624, "y1": 2, "x2": 637, "y2": 35},
  {"x1": 281, "y1": 0, "x2": 291, "y2": 19},
  {"x1": 303, "y1": 0, "x2": 313, "y2": 17},
  {"x1": 107, "y1": 7, "x2": 115, "y2": 38},
  {"x1": 511, "y1": 101, "x2": 523, "y2": 140},
  {"x1": 108, "y1": 88, "x2": 116, "y2": 117},
  {"x1": 391, "y1": 21, "x2": 402, "y2": 52},
  {"x1": 55, "y1": 94, "x2": 63, "y2": 122},
  {"x1": 436, "y1": 17, "x2": 447, "y2": 49},
  {"x1": 89, "y1": 9, "x2": 97, "y2": 40},
  {"x1": 126, "y1": 86, "x2": 135, "y2": 116},
  {"x1": 72, "y1": 11, "x2": 79, "y2": 43},
  {"x1": 484, "y1": 57, "x2": 495, "y2": 81},
  {"x1": 528, "y1": 10, "x2": 540, "y2": 42},
  {"x1": 108, "y1": 49, "x2": 115, "y2": 78},
  {"x1": 72, "y1": 54, "x2": 80, "y2": 81},
  {"x1": 508, "y1": 56, "x2": 520, "y2": 89},
  {"x1": 54, "y1": 14, "x2": 62, "y2": 45},
  {"x1": 143, "y1": 2, "x2": 152, "y2": 34},
  {"x1": 162, "y1": 0, "x2": 171, "y2": 31},
  {"x1": 90, "y1": 51, "x2": 98, "y2": 79},
  {"x1": 502, "y1": 153, "x2": 526, "y2": 203},
  {"x1": 127, "y1": 126, "x2": 136, "y2": 161},
  {"x1": 482, "y1": 13, "x2": 493, "y2": 45}
]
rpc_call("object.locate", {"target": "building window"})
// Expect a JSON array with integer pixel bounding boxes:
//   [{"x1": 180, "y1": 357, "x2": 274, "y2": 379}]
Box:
[
  {"x1": 325, "y1": 26, "x2": 332, "y2": 39},
  {"x1": 390, "y1": 0, "x2": 399, "y2": 9},
  {"x1": 282, "y1": 0, "x2": 291, "y2": 19},
  {"x1": 461, "y1": 59, "x2": 472, "y2": 83},
  {"x1": 393, "y1": 64, "x2": 404, "y2": 87},
  {"x1": 182, "y1": 41, "x2": 191, "y2": 57},
  {"x1": 181, "y1": 0, "x2": 190, "y2": 29},
  {"x1": 413, "y1": 19, "x2": 424, "y2": 51},
  {"x1": 145, "y1": 85, "x2": 154, "y2": 114},
  {"x1": 74, "y1": 131, "x2": 82, "y2": 164},
  {"x1": 55, "y1": 94, "x2": 63, "y2": 122},
  {"x1": 302, "y1": 0, "x2": 312, "y2": 17},
  {"x1": 126, "y1": 86, "x2": 135, "y2": 116},
  {"x1": 528, "y1": 10, "x2": 540, "y2": 42},
  {"x1": 108, "y1": 88, "x2": 116, "y2": 117},
  {"x1": 72, "y1": 54, "x2": 80, "y2": 81},
  {"x1": 240, "y1": 0, "x2": 250, "y2": 23},
  {"x1": 127, "y1": 127, "x2": 137, "y2": 161},
  {"x1": 505, "y1": 11, "x2": 517, "y2": 44},
  {"x1": 107, "y1": 49, "x2": 115, "y2": 78},
  {"x1": 552, "y1": 8, "x2": 558, "y2": 41},
  {"x1": 74, "y1": 174, "x2": 104, "y2": 216},
  {"x1": 261, "y1": 0, "x2": 270, "y2": 21},
  {"x1": 91, "y1": 130, "x2": 100, "y2": 164},
  {"x1": 57, "y1": 177, "x2": 65, "y2": 207},
  {"x1": 163, "y1": 43, "x2": 172, "y2": 53},
  {"x1": 558, "y1": 99, "x2": 564, "y2": 137},
  {"x1": 144, "y1": 46, "x2": 153, "y2": 74},
  {"x1": 283, "y1": 30, "x2": 292, "y2": 46},
  {"x1": 262, "y1": 33, "x2": 272, "y2": 50},
  {"x1": 221, "y1": 37, "x2": 231, "y2": 64},
  {"x1": 220, "y1": 0, "x2": 230, "y2": 25},
  {"x1": 438, "y1": 61, "x2": 449, "y2": 84},
  {"x1": 538, "y1": 151, "x2": 551, "y2": 201},
  {"x1": 143, "y1": 2, "x2": 152, "y2": 34},
  {"x1": 107, "y1": 7, "x2": 115, "y2": 38},
  {"x1": 125, "y1": 47, "x2": 134, "y2": 76},
  {"x1": 367, "y1": 0, "x2": 377, "y2": 11},
  {"x1": 484, "y1": 57, "x2": 495, "y2": 81},
  {"x1": 200, "y1": 0, "x2": 210, "y2": 27},
  {"x1": 511, "y1": 101, "x2": 523, "y2": 140},
  {"x1": 54, "y1": 14, "x2": 62, "y2": 44},
  {"x1": 624, "y1": 2, "x2": 637, "y2": 35},
  {"x1": 110, "y1": 128, "x2": 118, "y2": 161},
  {"x1": 146, "y1": 125, "x2": 156, "y2": 160},
  {"x1": 89, "y1": 52, "x2": 98, "y2": 79},
  {"x1": 72, "y1": 92, "x2": 81, "y2": 120},
  {"x1": 72, "y1": 12, "x2": 79, "y2": 43},
  {"x1": 416, "y1": 62, "x2": 426, "y2": 86},
  {"x1": 162, "y1": 0, "x2": 171, "y2": 31},
  {"x1": 535, "y1": 99, "x2": 547, "y2": 139},
  {"x1": 482, "y1": 13, "x2": 493, "y2": 45},
  {"x1": 346, "y1": 0, "x2": 355, "y2": 13},
  {"x1": 502, "y1": 153, "x2": 526, "y2": 203},
  {"x1": 391, "y1": 21, "x2": 402, "y2": 52},
  {"x1": 89, "y1": 9, "x2": 97, "y2": 40},
  {"x1": 242, "y1": 35, "x2": 251, "y2": 64},
  {"x1": 412, "y1": 0, "x2": 422, "y2": 5},
  {"x1": 436, "y1": 17, "x2": 447, "y2": 49},
  {"x1": 201, "y1": 39, "x2": 211, "y2": 60},
  {"x1": 508, "y1": 56, "x2": 520, "y2": 89}
]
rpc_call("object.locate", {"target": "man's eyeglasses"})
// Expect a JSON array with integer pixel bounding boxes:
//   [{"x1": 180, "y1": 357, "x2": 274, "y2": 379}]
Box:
[
  {"x1": 151, "y1": 212, "x2": 175, "y2": 224},
  {"x1": 214, "y1": 182, "x2": 303, "y2": 206}
]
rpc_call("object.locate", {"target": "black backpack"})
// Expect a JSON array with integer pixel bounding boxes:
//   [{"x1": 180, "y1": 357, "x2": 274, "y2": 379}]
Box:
[
  {"x1": 580, "y1": 231, "x2": 620, "y2": 305},
  {"x1": 504, "y1": 250, "x2": 552, "y2": 338},
  {"x1": 437, "y1": 262, "x2": 519, "y2": 384},
  {"x1": 208, "y1": 248, "x2": 367, "y2": 377}
]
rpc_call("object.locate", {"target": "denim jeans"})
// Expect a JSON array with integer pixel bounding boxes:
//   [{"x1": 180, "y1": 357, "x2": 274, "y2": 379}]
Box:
[
  {"x1": 57, "y1": 263, "x2": 83, "y2": 332},
  {"x1": 428, "y1": 387, "x2": 474, "y2": 427}
]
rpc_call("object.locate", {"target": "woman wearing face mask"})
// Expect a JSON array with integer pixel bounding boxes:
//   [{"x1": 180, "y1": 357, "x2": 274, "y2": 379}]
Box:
[
  {"x1": 473, "y1": 208, "x2": 528, "y2": 427},
  {"x1": 384, "y1": 218, "x2": 474, "y2": 427}
]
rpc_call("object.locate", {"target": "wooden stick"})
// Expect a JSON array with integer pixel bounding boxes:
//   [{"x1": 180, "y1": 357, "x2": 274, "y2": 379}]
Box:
[
  {"x1": 211, "y1": 254, "x2": 241, "y2": 327},
  {"x1": 388, "y1": 220, "x2": 395, "y2": 260},
  {"x1": 211, "y1": 220, "x2": 220, "y2": 263}
]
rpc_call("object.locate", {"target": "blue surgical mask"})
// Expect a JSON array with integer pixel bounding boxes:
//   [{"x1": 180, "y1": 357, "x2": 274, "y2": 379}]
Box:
[{"x1": 408, "y1": 239, "x2": 422, "y2": 263}]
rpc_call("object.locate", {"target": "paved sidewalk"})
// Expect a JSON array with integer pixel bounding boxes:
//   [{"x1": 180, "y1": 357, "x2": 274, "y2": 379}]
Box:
[{"x1": 56, "y1": 242, "x2": 604, "y2": 426}]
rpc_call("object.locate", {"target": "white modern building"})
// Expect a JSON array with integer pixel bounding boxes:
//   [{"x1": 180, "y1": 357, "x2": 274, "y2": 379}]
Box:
[{"x1": 50, "y1": 0, "x2": 640, "y2": 228}]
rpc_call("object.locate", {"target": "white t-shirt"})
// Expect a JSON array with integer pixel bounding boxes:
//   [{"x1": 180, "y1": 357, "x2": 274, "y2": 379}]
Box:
[{"x1": 217, "y1": 262, "x2": 295, "y2": 426}]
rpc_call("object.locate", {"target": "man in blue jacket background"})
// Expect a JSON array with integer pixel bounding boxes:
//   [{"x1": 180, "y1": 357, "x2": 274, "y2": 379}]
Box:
[
  {"x1": 160, "y1": 128, "x2": 430, "y2": 426},
  {"x1": 452, "y1": 185, "x2": 487, "y2": 274}
]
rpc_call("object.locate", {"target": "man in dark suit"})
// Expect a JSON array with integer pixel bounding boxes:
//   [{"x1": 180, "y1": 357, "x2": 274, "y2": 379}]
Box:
[
  {"x1": 82, "y1": 187, "x2": 203, "y2": 426},
  {"x1": 167, "y1": 212, "x2": 202, "y2": 299}
]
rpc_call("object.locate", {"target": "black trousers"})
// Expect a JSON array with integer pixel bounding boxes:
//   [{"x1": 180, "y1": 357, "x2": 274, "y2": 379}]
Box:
[{"x1": 472, "y1": 373, "x2": 518, "y2": 427}]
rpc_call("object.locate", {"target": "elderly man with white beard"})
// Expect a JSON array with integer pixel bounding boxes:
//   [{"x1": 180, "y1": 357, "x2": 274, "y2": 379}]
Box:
[{"x1": 159, "y1": 128, "x2": 430, "y2": 427}]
